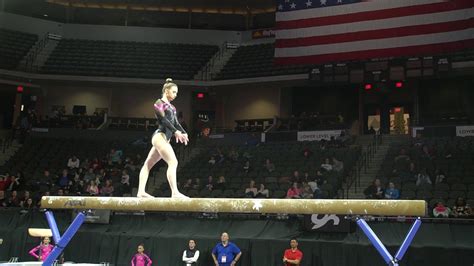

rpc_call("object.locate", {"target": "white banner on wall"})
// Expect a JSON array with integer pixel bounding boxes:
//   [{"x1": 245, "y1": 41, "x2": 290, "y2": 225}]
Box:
[
  {"x1": 456, "y1": 125, "x2": 474, "y2": 137},
  {"x1": 297, "y1": 130, "x2": 342, "y2": 141}
]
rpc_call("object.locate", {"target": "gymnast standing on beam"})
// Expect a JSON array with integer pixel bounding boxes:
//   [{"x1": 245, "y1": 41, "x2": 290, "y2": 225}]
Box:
[{"x1": 137, "y1": 78, "x2": 189, "y2": 198}]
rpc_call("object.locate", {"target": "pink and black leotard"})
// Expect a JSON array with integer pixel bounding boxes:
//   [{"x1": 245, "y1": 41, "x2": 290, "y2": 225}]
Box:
[
  {"x1": 29, "y1": 244, "x2": 54, "y2": 261},
  {"x1": 153, "y1": 99, "x2": 186, "y2": 141}
]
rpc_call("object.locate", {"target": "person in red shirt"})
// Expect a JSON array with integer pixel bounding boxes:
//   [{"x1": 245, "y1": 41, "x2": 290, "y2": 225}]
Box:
[{"x1": 283, "y1": 238, "x2": 303, "y2": 266}]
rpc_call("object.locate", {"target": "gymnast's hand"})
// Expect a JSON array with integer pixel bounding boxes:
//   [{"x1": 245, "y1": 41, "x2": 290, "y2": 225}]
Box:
[{"x1": 175, "y1": 131, "x2": 189, "y2": 145}]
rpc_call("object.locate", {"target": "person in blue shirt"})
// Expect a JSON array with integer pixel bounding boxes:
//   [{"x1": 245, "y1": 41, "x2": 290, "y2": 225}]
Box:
[
  {"x1": 212, "y1": 232, "x2": 242, "y2": 266},
  {"x1": 384, "y1": 182, "x2": 400, "y2": 199}
]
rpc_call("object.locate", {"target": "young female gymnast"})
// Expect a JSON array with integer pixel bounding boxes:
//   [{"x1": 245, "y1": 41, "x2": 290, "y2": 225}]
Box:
[{"x1": 137, "y1": 78, "x2": 189, "y2": 198}]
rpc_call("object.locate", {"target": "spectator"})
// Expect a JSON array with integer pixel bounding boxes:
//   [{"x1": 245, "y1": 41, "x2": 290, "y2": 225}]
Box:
[
  {"x1": 228, "y1": 148, "x2": 239, "y2": 162},
  {"x1": 315, "y1": 170, "x2": 326, "y2": 186},
  {"x1": 264, "y1": 159, "x2": 275, "y2": 173},
  {"x1": 192, "y1": 178, "x2": 201, "y2": 190},
  {"x1": 56, "y1": 189, "x2": 64, "y2": 196},
  {"x1": 364, "y1": 179, "x2": 384, "y2": 199},
  {"x1": 121, "y1": 170, "x2": 130, "y2": 186},
  {"x1": 212, "y1": 232, "x2": 242, "y2": 266},
  {"x1": 300, "y1": 184, "x2": 313, "y2": 199},
  {"x1": 182, "y1": 239, "x2": 200, "y2": 266},
  {"x1": 208, "y1": 156, "x2": 216, "y2": 166},
  {"x1": 286, "y1": 182, "x2": 302, "y2": 199},
  {"x1": 58, "y1": 169, "x2": 69, "y2": 188},
  {"x1": 87, "y1": 180, "x2": 100, "y2": 196},
  {"x1": 67, "y1": 155, "x2": 80, "y2": 169},
  {"x1": 320, "y1": 158, "x2": 333, "y2": 172},
  {"x1": 283, "y1": 238, "x2": 303, "y2": 266},
  {"x1": 20, "y1": 191, "x2": 32, "y2": 207},
  {"x1": 80, "y1": 158, "x2": 90, "y2": 169},
  {"x1": 90, "y1": 157, "x2": 102, "y2": 170},
  {"x1": 0, "y1": 175, "x2": 7, "y2": 191},
  {"x1": 8, "y1": 172, "x2": 22, "y2": 191},
  {"x1": 243, "y1": 161, "x2": 251, "y2": 173},
  {"x1": 101, "y1": 179, "x2": 114, "y2": 196},
  {"x1": 23, "y1": 198, "x2": 35, "y2": 209},
  {"x1": 256, "y1": 184, "x2": 269, "y2": 198},
  {"x1": 215, "y1": 176, "x2": 226, "y2": 190},
  {"x1": 432, "y1": 202, "x2": 450, "y2": 218},
  {"x1": 215, "y1": 148, "x2": 225, "y2": 164},
  {"x1": 307, "y1": 177, "x2": 319, "y2": 193},
  {"x1": 332, "y1": 157, "x2": 344, "y2": 172},
  {"x1": 84, "y1": 168, "x2": 95, "y2": 182},
  {"x1": 451, "y1": 197, "x2": 471, "y2": 218},
  {"x1": 434, "y1": 169, "x2": 446, "y2": 184},
  {"x1": 394, "y1": 148, "x2": 410, "y2": 162},
  {"x1": 6, "y1": 190, "x2": 20, "y2": 207},
  {"x1": 384, "y1": 182, "x2": 400, "y2": 199},
  {"x1": 416, "y1": 169, "x2": 432, "y2": 187},
  {"x1": 291, "y1": 170, "x2": 301, "y2": 183},
  {"x1": 183, "y1": 178, "x2": 193, "y2": 190},
  {"x1": 206, "y1": 176, "x2": 215, "y2": 191},
  {"x1": 109, "y1": 148, "x2": 123, "y2": 164},
  {"x1": 401, "y1": 162, "x2": 417, "y2": 183},
  {"x1": 302, "y1": 148, "x2": 312, "y2": 159},
  {"x1": 244, "y1": 180, "x2": 258, "y2": 198},
  {"x1": 0, "y1": 190, "x2": 6, "y2": 207}
]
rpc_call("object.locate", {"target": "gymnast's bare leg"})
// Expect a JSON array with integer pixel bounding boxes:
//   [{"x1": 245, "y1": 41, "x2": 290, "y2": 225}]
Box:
[{"x1": 137, "y1": 132, "x2": 188, "y2": 198}]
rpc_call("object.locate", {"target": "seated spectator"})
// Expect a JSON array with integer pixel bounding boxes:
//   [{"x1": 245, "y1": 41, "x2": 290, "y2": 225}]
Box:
[
  {"x1": 80, "y1": 158, "x2": 90, "y2": 169},
  {"x1": 302, "y1": 148, "x2": 312, "y2": 159},
  {"x1": 90, "y1": 157, "x2": 102, "y2": 170},
  {"x1": 23, "y1": 198, "x2": 35, "y2": 209},
  {"x1": 57, "y1": 189, "x2": 65, "y2": 196},
  {"x1": 256, "y1": 184, "x2": 269, "y2": 198},
  {"x1": 208, "y1": 156, "x2": 216, "y2": 166},
  {"x1": 205, "y1": 175, "x2": 214, "y2": 191},
  {"x1": 264, "y1": 159, "x2": 275, "y2": 173},
  {"x1": 395, "y1": 148, "x2": 410, "y2": 162},
  {"x1": 433, "y1": 202, "x2": 450, "y2": 218},
  {"x1": 6, "y1": 190, "x2": 20, "y2": 207},
  {"x1": 300, "y1": 184, "x2": 313, "y2": 199},
  {"x1": 416, "y1": 169, "x2": 432, "y2": 187},
  {"x1": 101, "y1": 179, "x2": 114, "y2": 196},
  {"x1": 183, "y1": 178, "x2": 193, "y2": 190},
  {"x1": 332, "y1": 157, "x2": 344, "y2": 172},
  {"x1": 307, "y1": 177, "x2": 319, "y2": 193},
  {"x1": 121, "y1": 170, "x2": 130, "y2": 186},
  {"x1": 421, "y1": 145, "x2": 434, "y2": 160},
  {"x1": 286, "y1": 182, "x2": 302, "y2": 199},
  {"x1": 58, "y1": 169, "x2": 69, "y2": 188},
  {"x1": 228, "y1": 148, "x2": 239, "y2": 162},
  {"x1": 20, "y1": 191, "x2": 32, "y2": 207},
  {"x1": 192, "y1": 178, "x2": 201, "y2": 190},
  {"x1": 434, "y1": 169, "x2": 446, "y2": 184},
  {"x1": 384, "y1": 182, "x2": 400, "y2": 199},
  {"x1": 87, "y1": 180, "x2": 100, "y2": 196},
  {"x1": 67, "y1": 155, "x2": 80, "y2": 169},
  {"x1": 364, "y1": 179, "x2": 384, "y2": 199},
  {"x1": 244, "y1": 180, "x2": 258, "y2": 198},
  {"x1": 84, "y1": 168, "x2": 95, "y2": 182},
  {"x1": 243, "y1": 161, "x2": 251, "y2": 173},
  {"x1": 451, "y1": 197, "x2": 471, "y2": 218},
  {"x1": 0, "y1": 175, "x2": 7, "y2": 192},
  {"x1": 0, "y1": 190, "x2": 6, "y2": 207},
  {"x1": 400, "y1": 162, "x2": 417, "y2": 183},
  {"x1": 321, "y1": 158, "x2": 333, "y2": 172},
  {"x1": 215, "y1": 148, "x2": 225, "y2": 163},
  {"x1": 315, "y1": 170, "x2": 326, "y2": 186},
  {"x1": 291, "y1": 170, "x2": 301, "y2": 183},
  {"x1": 109, "y1": 148, "x2": 123, "y2": 164},
  {"x1": 9, "y1": 172, "x2": 22, "y2": 191},
  {"x1": 215, "y1": 176, "x2": 226, "y2": 190}
]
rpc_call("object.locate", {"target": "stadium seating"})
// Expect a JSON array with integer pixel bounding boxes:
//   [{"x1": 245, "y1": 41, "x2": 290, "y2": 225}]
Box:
[
  {"x1": 156, "y1": 140, "x2": 361, "y2": 198},
  {"x1": 377, "y1": 136, "x2": 474, "y2": 212},
  {"x1": 41, "y1": 39, "x2": 219, "y2": 80},
  {"x1": 0, "y1": 28, "x2": 38, "y2": 70},
  {"x1": 216, "y1": 43, "x2": 310, "y2": 80}
]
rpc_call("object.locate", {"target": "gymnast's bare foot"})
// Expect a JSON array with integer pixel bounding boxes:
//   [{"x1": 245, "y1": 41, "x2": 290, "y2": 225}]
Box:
[
  {"x1": 171, "y1": 192, "x2": 189, "y2": 198},
  {"x1": 137, "y1": 191, "x2": 154, "y2": 198}
]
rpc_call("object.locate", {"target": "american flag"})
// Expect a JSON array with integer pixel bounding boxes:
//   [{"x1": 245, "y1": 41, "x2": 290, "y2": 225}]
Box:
[{"x1": 274, "y1": 0, "x2": 474, "y2": 65}]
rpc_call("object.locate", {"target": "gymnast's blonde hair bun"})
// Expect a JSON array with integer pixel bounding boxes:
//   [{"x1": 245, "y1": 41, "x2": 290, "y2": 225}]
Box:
[{"x1": 165, "y1": 78, "x2": 173, "y2": 83}]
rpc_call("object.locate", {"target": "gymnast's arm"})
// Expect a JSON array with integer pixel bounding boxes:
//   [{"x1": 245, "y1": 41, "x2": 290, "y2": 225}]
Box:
[{"x1": 154, "y1": 100, "x2": 180, "y2": 134}]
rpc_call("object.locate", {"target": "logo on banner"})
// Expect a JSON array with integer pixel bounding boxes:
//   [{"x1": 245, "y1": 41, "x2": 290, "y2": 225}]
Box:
[
  {"x1": 456, "y1": 126, "x2": 474, "y2": 137},
  {"x1": 311, "y1": 214, "x2": 340, "y2": 230}
]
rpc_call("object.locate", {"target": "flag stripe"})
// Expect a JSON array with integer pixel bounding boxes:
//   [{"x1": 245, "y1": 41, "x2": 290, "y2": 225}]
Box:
[
  {"x1": 276, "y1": 8, "x2": 472, "y2": 40},
  {"x1": 276, "y1": 0, "x2": 445, "y2": 21},
  {"x1": 274, "y1": 39, "x2": 474, "y2": 65},
  {"x1": 276, "y1": 0, "x2": 473, "y2": 29},
  {"x1": 276, "y1": 18, "x2": 473, "y2": 48},
  {"x1": 275, "y1": 29, "x2": 473, "y2": 57}
]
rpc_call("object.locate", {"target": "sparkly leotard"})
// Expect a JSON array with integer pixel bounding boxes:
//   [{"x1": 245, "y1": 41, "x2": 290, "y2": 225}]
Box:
[{"x1": 153, "y1": 99, "x2": 186, "y2": 140}]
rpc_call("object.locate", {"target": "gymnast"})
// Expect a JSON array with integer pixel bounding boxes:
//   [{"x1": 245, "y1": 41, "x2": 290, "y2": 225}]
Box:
[
  {"x1": 137, "y1": 78, "x2": 189, "y2": 198},
  {"x1": 29, "y1": 236, "x2": 54, "y2": 262}
]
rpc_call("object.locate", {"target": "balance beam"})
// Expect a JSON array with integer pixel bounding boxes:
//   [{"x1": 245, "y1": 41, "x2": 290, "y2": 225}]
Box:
[{"x1": 41, "y1": 196, "x2": 426, "y2": 216}]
